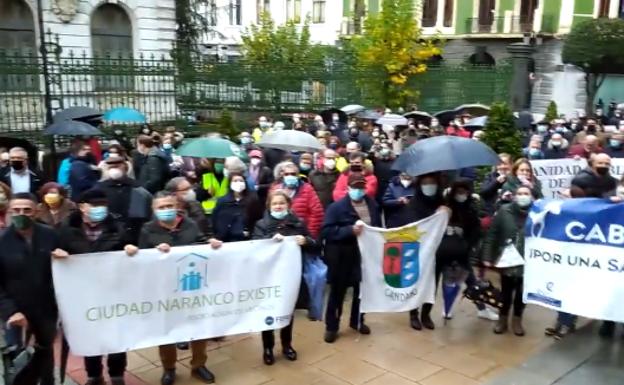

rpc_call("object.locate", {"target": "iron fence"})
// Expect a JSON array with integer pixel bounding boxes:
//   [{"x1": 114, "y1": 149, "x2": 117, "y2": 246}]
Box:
[{"x1": 0, "y1": 38, "x2": 512, "y2": 143}]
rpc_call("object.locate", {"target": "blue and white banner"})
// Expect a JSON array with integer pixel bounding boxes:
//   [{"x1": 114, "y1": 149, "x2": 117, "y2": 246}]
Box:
[{"x1": 524, "y1": 199, "x2": 624, "y2": 322}]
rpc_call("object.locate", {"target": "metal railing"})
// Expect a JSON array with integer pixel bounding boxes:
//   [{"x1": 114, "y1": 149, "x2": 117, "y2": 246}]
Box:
[{"x1": 465, "y1": 15, "x2": 556, "y2": 34}]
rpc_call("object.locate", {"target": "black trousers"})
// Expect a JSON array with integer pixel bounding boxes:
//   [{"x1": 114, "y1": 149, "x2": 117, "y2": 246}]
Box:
[
  {"x1": 28, "y1": 319, "x2": 57, "y2": 385},
  {"x1": 409, "y1": 263, "x2": 443, "y2": 318},
  {"x1": 500, "y1": 275, "x2": 525, "y2": 317},
  {"x1": 262, "y1": 318, "x2": 294, "y2": 349},
  {"x1": 84, "y1": 353, "x2": 127, "y2": 378},
  {"x1": 325, "y1": 283, "x2": 363, "y2": 332}
]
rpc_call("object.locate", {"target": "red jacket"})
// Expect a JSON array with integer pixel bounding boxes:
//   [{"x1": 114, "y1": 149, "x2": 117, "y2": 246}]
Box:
[
  {"x1": 270, "y1": 182, "x2": 323, "y2": 238},
  {"x1": 565, "y1": 144, "x2": 603, "y2": 159},
  {"x1": 332, "y1": 171, "x2": 378, "y2": 201},
  {"x1": 445, "y1": 126, "x2": 470, "y2": 138}
]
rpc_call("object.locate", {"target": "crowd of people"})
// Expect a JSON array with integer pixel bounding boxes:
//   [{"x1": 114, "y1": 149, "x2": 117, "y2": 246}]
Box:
[{"x1": 0, "y1": 108, "x2": 622, "y2": 385}]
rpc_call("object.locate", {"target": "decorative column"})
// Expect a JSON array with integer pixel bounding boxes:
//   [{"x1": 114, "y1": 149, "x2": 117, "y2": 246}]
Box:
[{"x1": 507, "y1": 42, "x2": 535, "y2": 112}]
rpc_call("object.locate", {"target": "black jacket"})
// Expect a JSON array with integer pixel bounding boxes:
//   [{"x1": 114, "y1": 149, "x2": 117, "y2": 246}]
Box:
[
  {"x1": 57, "y1": 211, "x2": 129, "y2": 254},
  {"x1": 137, "y1": 148, "x2": 170, "y2": 194},
  {"x1": 0, "y1": 223, "x2": 59, "y2": 322},
  {"x1": 252, "y1": 212, "x2": 317, "y2": 309},
  {"x1": 571, "y1": 167, "x2": 618, "y2": 198},
  {"x1": 479, "y1": 171, "x2": 504, "y2": 217},
  {"x1": 308, "y1": 169, "x2": 340, "y2": 210},
  {"x1": 0, "y1": 169, "x2": 44, "y2": 196},
  {"x1": 252, "y1": 164, "x2": 274, "y2": 203},
  {"x1": 212, "y1": 192, "x2": 263, "y2": 242},
  {"x1": 138, "y1": 216, "x2": 206, "y2": 248}
]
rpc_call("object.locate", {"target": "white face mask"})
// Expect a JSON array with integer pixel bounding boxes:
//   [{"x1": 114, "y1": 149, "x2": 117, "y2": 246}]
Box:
[
  {"x1": 250, "y1": 158, "x2": 261, "y2": 166},
  {"x1": 231, "y1": 181, "x2": 246, "y2": 192},
  {"x1": 400, "y1": 179, "x2": 411, "y2": 188},
  {"x1": 109, "y1": 168, "x2": 123, "y2": 180},
  {"x1": 323, "y1": 159, "x2": 336, "y2": 170},
  {"x1": 183, "y1": 190, "x2": 196, "y2": 202}
]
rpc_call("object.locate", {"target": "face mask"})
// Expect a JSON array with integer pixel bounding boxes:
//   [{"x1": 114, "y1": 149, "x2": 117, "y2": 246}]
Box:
[
  {"x1": 109, "y1": 168, "x2": 123, "y2": 180},
  {"x1": 44, "y1": 193, "x2": 61, "y2": 205},
  {"x1": 587, "y1": 125, "x2": 596, "y2": 132},
  {"x1": 372, "y1": 132, "x2": 379, "y2": 137},
  {"x1": 12, "y1": 215, "x2": 33, "y2": 230},
  {"x1": 379, "y1": 149, "x2": 390, "y2": 156},
  {"x1": 529, "y1": 149, "x2": 540, "y2": 156},
  {"x1": 350, "y1": 165, "x2": 362, "y2": 172},
  {"x1": 421, "y1": 184, "x2": 437, "y2": 196},
  {"x1": 299, "y1": 163, "x2": 311, "y2": 171},
  {"x1": 293, "y1": 118, "x2": 300, "y2": 123},
  {"x1": 184, "y1": 190, "x2": 196, "y2": 202},
  {"x1": 283, "y1": 175, "x2": 298, "y2": 188},
  {"x1": 324, "y1": 159, "x2": 336, "y2": 170},
  {"x1": 163, "y1": 143, "x2": 172, "y2": 150},
  {"x1": 223, "y1": 169, "x2": 229, "y2": 178},
  {"x1": 271, "y1": 210, "x2": 288, "y2": 220},
  {"x1": 400, "y1": 180, "x2": 411, "y2": 188},
  {"x1": 329, "y1": 143, "x2": 338, "y2": 149},
  {"x1": 431, "y1": 121, "x2": 439, "y2": 127},
  {"x1": 259, "y1": 122, "x2": 267, "y2": 128},
  {"x1": 596, "y1": 166, "x2": 610, "y2": 176},
  {"x1": 516, "y1": 195, "x2": 532, "y2": 208},
  {"x1": 332, "y1": 116, "x2": 339, "y2": 122},
  {"x1": 11, "y1": 161, "x2": 24, "y2": 171},
  {"x1": 455, "y1": 194, "x2": 468, "y2": 203},
  {"x1": 155, "y1": 208, "x2": 177, "y2": 222},
  {"x1": 214, "y1": 163, "x2": 224, "y2": 173},
  {"x1": 88, "y1": 206, "x2": 108, "y2": 222},
  {"x1": 537, "y1": 125, "x2": 547, "y2": 132},
  {"x1": 555, "y1": 126, "x2": 564, "y2": 132},
  {"x1": 348, "y1": 187, "x2": 365, "y2": 200},
  {"x1": 241, "y1": 137, "x2": 251, "y2": 144},
  {"x1": 250, "y1": 158, "x2": 261, "y2": 166},
  {"x1": 610, "y1": 139, "x2": 620, "y2": 148},
  {"x1": 231, "y1": 181, "x2": 246, "y2": 192}
]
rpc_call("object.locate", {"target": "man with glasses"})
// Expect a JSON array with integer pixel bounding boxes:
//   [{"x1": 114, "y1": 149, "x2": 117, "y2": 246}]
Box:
[
  {"x1": 165, "y1": 177, "x2": 211, "y2": 236},
  {"x1": 0, "y1": 192, "x2": 68, "y2": 385}
]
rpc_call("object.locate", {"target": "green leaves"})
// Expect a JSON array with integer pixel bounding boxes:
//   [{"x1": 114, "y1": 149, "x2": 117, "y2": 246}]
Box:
[
  {"x1": 481, "y1": 102, "x2": 523, "y2": 160},
  {"x1": 562, "y1": 18, "x2": 624, "y2": 74},
  {"x1": 544, "y1": 101, "x2": 558, "y2": 123}
]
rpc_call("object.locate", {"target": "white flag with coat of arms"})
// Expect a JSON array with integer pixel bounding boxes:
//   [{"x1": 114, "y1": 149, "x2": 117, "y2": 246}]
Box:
[{"x1": 357, "y1": 211, "x2": 449, "y2": 313}]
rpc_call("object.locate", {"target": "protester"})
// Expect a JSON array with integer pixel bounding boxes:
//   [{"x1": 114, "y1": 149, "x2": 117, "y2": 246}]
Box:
[
  {"x1": 68, "y1": 141, "x2": 100, "y2": 201},
  {"x1": 567, "y1": 135, "x2": 603, "y2": 159},
  {"x1": 322, "y1": 172, "x2": 381, "y2": 342},
  {"x1": 165, "y1": 176, "x2": 211, "y2": 236},
  {"x1": 570, "y1": 153, "x2": 617, "y2": 199},
  {"x1": 523, "y1": 140, "x2": 545, "y2": 160},
  {"x1": 251, "y1": 189, "x2": 317, "y2": 364},
  {"x1": 37, "y1": 182, "x2": 76, "y2": 227},
  {"x1": 543, "y1": 133, "x2": 569, "y2": 159},
  {"x1": 98, "y1": 144, "x2": 134, "y2": 181},
  {"x1": 605, "y1": 132, "x2": 624, "y2": 158},
  {"x1": 0, "y1": 147, "x2": 43, "y2": 194},
  {"x1": 382, "y1": 173, "x2": 415, "y2": 228},
  {"x1": 0, "y1": 181, "x2": 11, "y2": 229},
  {"x1": 309, "y1": 149, "x2": 341, "y2": 209},
  {"x1": 479, "y1": 153, "x2": 512, "y2": 225},
  {"x1": 501, "y1": 158, "x2": 544, "y2": 199},
  {"x1": 371, "y1": 142, "x2": 398, "y2": 204},
  {"x1": 247, "y1": 150, "x2": 273, "y2": 203},
  {"x1": 136, "y1": 136, "x2": 170, "y2": 194},
  {"x1": 212, "y1": 172, "x2": 263, "y2": 242},
  {"x1": 333, "y1": 152, "x2": 378, "y2": 201}
]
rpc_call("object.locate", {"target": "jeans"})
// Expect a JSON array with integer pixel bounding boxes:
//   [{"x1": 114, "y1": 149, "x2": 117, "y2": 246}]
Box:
[
  {"x1": 84, "y1": 353, "x2": 127, "y2": 379},
  {"x1": 556, "y1": 312, "x2": 577, "y2": 327}
]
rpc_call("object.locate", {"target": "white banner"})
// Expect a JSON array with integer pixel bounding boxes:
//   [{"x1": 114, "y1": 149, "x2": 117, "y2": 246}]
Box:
[
  {"x1": 531, "y1": 158, "x2": 624, "y2": 198},
  {"x1": 524, "y1": 199, "x2": 624, "y2": 322},
  {"x1": 358, "y1": 212, "x2": 448, "y2": 313},
  {"x1": 53, "y1": 238, "x2": 302, "y2": 356}
]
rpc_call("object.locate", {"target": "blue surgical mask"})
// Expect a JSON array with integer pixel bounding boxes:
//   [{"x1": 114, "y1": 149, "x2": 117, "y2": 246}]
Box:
[
  {"x1": 283, "y1": 175, "x2": 299, "y2": 187},
  {"x1": 270, "y1": 210, "x2": 288, "y2": 220},
  {"x1": 329, "y1": 143, "x2": 338, "y2": 149},
  {"x1": 537, "y1": 125, "x2": 547, "y2": 132},
  {"x1": 155, "y1": 208, "x2": 177, "y2": 222},
  {"x1": 421, "y1": 184, "x2": 437, "y2": 196},
  {"x1": 379, "y1": 149, "x2": 390, "y2": 156},
  {"x1": 299, "y1": 163, "x2": 311, "y2": 171},
  {"x1": 348, "y1": 187, "x2": 365, "y2": 200},
  {"x1": 555, "y1": 126, "x2": 564, "y2": 132},
  {"x1": 162, "y1": 143, "x2": 172, "y2": 150},
  {"x1": 454, "y1": 194, "x2": 468, "y2": 203},
  {"x1": 87, "y1": 206, "x2": 108, "y2": 222},
  {"x1": 529, "y1": 148, "x2": 540, "y2": 156},
  {"x1": 259, "y1": 122, "x2": 268, "y2": 128},
  {"x1": 241, "y1": 137, "x2": 251, "y2": 144},
  {"x1": 610, "y1": 139, "x2": 620, "y2": 148}
]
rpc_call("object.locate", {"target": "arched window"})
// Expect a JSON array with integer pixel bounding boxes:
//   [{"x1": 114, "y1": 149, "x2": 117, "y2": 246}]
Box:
[
  {"x1": 91, "y1": 4, "x2": 133, "y2": 91},
  {"x1": 0, "y1": 0, "x2": 38, "y2": 91},
  {"x1": 468, "y1": 51, "x2": 496, "y2": 66}
]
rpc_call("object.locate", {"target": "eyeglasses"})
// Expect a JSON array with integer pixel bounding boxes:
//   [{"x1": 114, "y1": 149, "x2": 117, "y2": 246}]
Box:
[{"x1": 283, "y1": 172, "x2": 297, "y2": 176}]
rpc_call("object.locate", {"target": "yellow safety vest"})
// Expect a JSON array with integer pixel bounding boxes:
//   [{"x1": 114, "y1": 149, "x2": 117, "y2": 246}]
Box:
[
  {"x1": 201, "y1": 173, "x2": 229, "y2": 214},
  {"x1": 336, "y1": 157, "x2": 372, "y2": 172},
  {"x1": 253, "y1": 127, "x2": 273, "y2": 142}
]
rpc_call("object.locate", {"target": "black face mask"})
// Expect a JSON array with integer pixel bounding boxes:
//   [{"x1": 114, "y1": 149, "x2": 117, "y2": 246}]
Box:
[
  {"x1": 11, "y1": 161, "x2": 24, "y2": 171},
  {"x1": 350, "y1": 165, "x2": 362, "y2": 172},
  {"x1": 587, "y1": 125, "x2": 596, "y2": 132},
  {"x1": 350, "y1": 130, "x2": 359, "y2": 137},
  {"x1": 596, "y1": 166, "x2": 610, "y2": 176}
]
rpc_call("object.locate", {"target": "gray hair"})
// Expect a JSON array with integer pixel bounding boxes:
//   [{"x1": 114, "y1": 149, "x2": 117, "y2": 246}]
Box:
[
  {"x1": 154, "y1": 191, "x2": 175, "y2": 199},
  {"x1": 9, "y1": 147, "x2": 27, "y2": 158},
  {"x1": 164, "y1": 177, "x2": 188, "y2": 192},
  {"x1": 224, "y1": 156, "x2": 246, "y2": 172},
  {"x1": 273, "y1": 161, "x2": 298, "y2": 180}
]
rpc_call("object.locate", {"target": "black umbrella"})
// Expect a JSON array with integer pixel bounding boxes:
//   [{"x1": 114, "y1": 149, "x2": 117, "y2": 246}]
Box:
[
  {"x1": 403, "y1": 111, "x2": 432, "y2": 125},
  {"x1": 454, "y1": 103, "x2": 490, "y2": 117},
  {"x1": 392, "y1": 136, "x2": 500, "y2": 176},
  {"x1": 53, "y1": 107, "x2": 102, "y2": 123},
  {"x1": 319, "y1": 108, "x2": 348, "y2": 125},
  {"x1": 433, "y1": 110, "x2": 456, "y2": 126},
  {"x1": 355, "y1": 109, "x2": 382, "y2": 120},
  {"x1": 43, "y1": 121, "x2": 102, "y2": 136}
]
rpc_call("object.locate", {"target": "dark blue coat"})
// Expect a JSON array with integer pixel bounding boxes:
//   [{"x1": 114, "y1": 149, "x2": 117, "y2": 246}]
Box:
[
  {"x1": 211, "y1": 192, "x2": 263, "y2": 243},
  {"x1": 382, "y1": 176, "x2": 414, "y2": 228},
  {"x1": 321, "y1": 195, "x2": 381, "y2": 285},
  {"x1": 68, "y1": 156, "x2": 98, "y2": 201},
  {"x1": 479, "y1": 171, "x2": 504, "y2": 217}
]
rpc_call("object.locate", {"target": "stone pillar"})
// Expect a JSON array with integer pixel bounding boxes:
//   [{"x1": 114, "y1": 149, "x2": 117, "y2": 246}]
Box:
[{"x1": 507, "y1": 43, "x2": 535, "y2": 112}]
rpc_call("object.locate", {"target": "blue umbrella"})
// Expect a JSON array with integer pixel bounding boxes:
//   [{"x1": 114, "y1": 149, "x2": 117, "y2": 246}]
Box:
[
  {"x1": 463, "y1": 116, "x2": 487, "y2": 129},
  {"x1": 392, "y1": 135, "x2": 500, "y2": 176},
  {"x1": 442, "y1": 282, "x2": 461, "y2": 323},
  {"x1": 43, "y1": 120, "x2": 102, "y2": 136},
  {"x1": 103, "y1": 107, "x2": 147, "y2": 123}
]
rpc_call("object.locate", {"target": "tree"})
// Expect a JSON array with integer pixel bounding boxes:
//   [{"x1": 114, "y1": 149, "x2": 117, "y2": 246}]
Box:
[
  {"x1": 480, "y1": 103, "x2": 523, "y2": 160},
  {"x1": 544, "y1": 101, "x2": 558, "y2": 122},
  {"x1": 217, "y1": 109, "x2": 239, "y2": 138},
  {"x1": 562, "y1": 18, "x2": 624, "y2": 115},
  {"x1": 349, "y1": 0, "x2": 442, "y2": 109}
]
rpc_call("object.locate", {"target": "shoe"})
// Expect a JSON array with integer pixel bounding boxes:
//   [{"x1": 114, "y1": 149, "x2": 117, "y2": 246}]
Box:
[
  {"x1": 282, "y1": 346, "x2": 298, "y2": 361},
  {"x1": 263, "y1": 348, "x2": 275, "y2": 365},
  {"x1": 554, "y1": 325, "x2": 570, "y2": 340},
  {"x1": 191, "y1": 366, "x2": 215, "y2": 384},
  {"x1": 85, "y1": 378, "x2": 105, "y2": 385},
  {"x1": 493, "y1": 316, "x2": 508, "y2": 334},
  {"x1": 477, "y1": 308, "x2": 499, "y2": 321},
  {"x1": 324, "y1": 330, "x2": 338, "y2": 343},
  {"x1": 544, "y1": 323, "x2": 561, "y2": 337},
  {"x1": 161, "y1": 369, "x2": 176, "y2": 385},
  {"x1": 111, "y1": 378, "x2": 126, "y2": 385},
  {"x1": 409, "y1": 310, "x2": 422, "y2": 330},
  {"x1": 350, "y1": 322, "x2": 371, "y2": 335},
  {"x1": 512, "y1": 316, "x2": 525, "y2": 336},
  {"x1": 443, "y1": 311, "x2": 453, "y2": 320},
  {"x1": 599, "y1": 321, "x2": 615, "y2": 337},
  {"x1": 420, "y1": 304, "x2": 435, "y2": 330},
  {"x1": 176, "y1": 342, "x2": 189, "y2": 350}
]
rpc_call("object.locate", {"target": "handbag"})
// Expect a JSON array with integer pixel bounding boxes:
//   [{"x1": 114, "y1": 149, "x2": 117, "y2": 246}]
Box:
[
  {"x1": 303, "y1": 255, "x2": 327, "y2": 321},
  {"x1": 1, "y1": 328, "x2": 36, "y2": 385}
]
